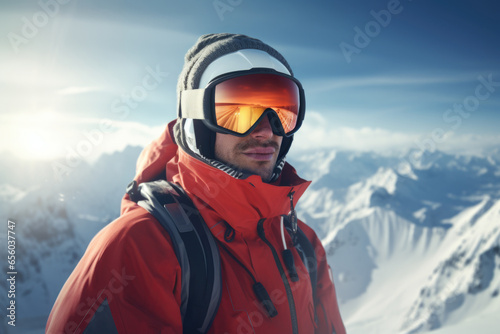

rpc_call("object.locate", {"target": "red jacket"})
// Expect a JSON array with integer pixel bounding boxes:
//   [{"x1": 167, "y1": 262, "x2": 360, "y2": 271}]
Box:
[{"x1": 47, "y1": 121, "x2": 345, "y2": 334}]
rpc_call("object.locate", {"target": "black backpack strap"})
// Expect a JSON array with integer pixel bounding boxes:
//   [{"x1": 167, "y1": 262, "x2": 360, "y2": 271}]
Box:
[{"x1": 127, "y1": 180, "x2": 222, "y2": 334}]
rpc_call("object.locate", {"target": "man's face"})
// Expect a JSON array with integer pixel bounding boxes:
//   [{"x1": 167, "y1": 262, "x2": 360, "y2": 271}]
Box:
[{"x1": 215, "y1": 116, "x2": 282, "y2": 182}]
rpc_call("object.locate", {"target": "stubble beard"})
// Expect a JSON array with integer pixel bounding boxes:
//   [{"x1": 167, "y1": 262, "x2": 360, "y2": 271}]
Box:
[{"x1": 218, "y1": 139, "x2": 280, "y2": 182}]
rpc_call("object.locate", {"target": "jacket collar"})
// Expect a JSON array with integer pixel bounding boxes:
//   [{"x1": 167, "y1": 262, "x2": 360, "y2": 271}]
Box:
[{"x1": 173, "y1": 149, "x2": 310, "y2": 236}]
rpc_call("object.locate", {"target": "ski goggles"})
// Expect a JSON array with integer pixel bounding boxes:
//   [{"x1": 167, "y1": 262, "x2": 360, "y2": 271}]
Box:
[{"x1": 180, "y1": 69, "x2": 305, "y2": 137}]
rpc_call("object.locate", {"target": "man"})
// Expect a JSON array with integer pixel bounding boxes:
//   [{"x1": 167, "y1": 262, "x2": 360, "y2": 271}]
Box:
[{"x1": 47, "y1": 33, "x2": 345, "y2": 334}]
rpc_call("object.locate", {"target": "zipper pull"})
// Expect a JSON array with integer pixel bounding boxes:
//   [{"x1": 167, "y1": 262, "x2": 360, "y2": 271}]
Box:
[
  {"x1": 288, "y1": 190, "x2": 298, "y2": 234},
  {"x1": 280, "y1": 216, "x2": 299, "y2": 282},
  {"x1": 253, "y1": 282, "x2": 278, "y2": 318}
]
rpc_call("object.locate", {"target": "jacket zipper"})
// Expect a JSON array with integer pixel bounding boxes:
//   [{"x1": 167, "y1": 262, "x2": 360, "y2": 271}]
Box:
[{"x1": 257, "y1": 218, "x2": 299, "y2": 334}]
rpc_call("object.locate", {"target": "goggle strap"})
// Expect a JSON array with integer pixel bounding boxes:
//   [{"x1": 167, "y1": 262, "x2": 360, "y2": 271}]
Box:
[{"x1": 180, "y1": 89, "x2": 210, "y2": 120}]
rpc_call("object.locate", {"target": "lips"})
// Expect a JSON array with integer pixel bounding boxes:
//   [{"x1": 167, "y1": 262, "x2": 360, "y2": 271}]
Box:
[{"x1": 242, "y1": 146, "x2": 276, "y2": 161}]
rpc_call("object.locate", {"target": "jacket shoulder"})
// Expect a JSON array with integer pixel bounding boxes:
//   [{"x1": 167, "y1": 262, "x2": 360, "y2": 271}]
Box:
[
  {"x1": 91, "y1": 205, "x2": 174, "y2": 253},
  {"x1": 46, "y1": 205, "x2": 182, "y2": 333}
]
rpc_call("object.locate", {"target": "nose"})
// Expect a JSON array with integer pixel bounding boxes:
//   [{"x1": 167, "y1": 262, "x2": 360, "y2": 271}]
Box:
[{"x1": 250, "y1": 115, "x2": 273, "y2": 140}]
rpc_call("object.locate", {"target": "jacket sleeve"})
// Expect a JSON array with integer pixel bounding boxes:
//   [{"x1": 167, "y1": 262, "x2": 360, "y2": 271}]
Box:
[
  {"x1": 46, "y1": 208, "x2": 183, "y2": 334},
  {"x1": 300, "y1": 222, "x2": 346, "y2": 334}
]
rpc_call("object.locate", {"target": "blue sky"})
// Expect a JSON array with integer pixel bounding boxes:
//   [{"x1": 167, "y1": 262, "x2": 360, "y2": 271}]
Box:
[{"x1": 1, "y1": 0, "x2": 499, "y2": 161}]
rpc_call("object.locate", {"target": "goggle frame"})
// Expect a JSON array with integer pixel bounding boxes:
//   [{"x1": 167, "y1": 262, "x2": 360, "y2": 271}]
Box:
[{"x1": 179, "y1": 68, "x2": 306, "y2": 137}]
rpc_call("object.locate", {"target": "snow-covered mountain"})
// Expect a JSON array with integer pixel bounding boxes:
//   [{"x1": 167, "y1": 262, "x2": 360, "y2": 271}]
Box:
[
  {"x1": 0, "y1": 147, "x2": 142, "y2": 333},
  {"x1": 1, "y1": 147, "x2": 499, "y2": 333},
  {"x1": 292, "y1": 149, "x2": 500, "y2": 334}
]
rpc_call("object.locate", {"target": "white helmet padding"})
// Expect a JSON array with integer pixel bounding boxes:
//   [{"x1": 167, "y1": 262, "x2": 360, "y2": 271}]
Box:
[{"x1": 199, "y1": 49, "x2": 291, "y2": 88}]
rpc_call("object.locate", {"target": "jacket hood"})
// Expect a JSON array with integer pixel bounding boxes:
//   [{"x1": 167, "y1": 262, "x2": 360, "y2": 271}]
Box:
[
  {"x1": 120, "y1": 121, "x2": 177, "y2": 215},
  {"x1": 121, "y1": 120, "x2": 311, "y2": 235}
]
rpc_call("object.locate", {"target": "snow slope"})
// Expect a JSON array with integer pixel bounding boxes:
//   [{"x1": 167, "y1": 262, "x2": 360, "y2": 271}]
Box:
[
  {"x1": 1, "y1": 148, "x2": 499, "y2": 333},
  {"x1": 291, "y1": 150, "x2": 500, "y2": 333},
  {"x1": 0, "y1": 147, "x2": 142, "y2": 333}
]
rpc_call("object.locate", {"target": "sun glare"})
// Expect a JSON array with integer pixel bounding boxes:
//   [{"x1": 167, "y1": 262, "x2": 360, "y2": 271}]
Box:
[{"x1": 11, "y1": 111, "x2": 64, "y2": 161}]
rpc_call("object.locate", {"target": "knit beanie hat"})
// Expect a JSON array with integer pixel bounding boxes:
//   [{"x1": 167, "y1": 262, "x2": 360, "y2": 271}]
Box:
[{"x1": 174, "y1": 33, "x2": 298, "y2": 181}]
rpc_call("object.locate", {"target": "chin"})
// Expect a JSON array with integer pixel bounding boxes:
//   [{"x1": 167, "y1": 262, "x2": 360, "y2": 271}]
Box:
[
  {"x1": 253, "y1": 169, "x2": 274, "y2": 182},
  {"x1": 238, "y1": 166, "x2": 273, "y2": 182}
]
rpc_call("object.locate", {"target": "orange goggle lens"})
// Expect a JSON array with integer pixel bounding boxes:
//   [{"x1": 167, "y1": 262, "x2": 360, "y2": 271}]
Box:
[{"x1": 214, "y1": 73, "x2": 300, "y2": 135}]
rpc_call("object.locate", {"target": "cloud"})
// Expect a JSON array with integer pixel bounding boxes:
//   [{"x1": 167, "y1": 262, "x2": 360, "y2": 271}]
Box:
[
  {"x1": 293, "y1": 112, "x2": 416, "y2": 153},
  {"x1": 56, "y1": 86, "x2": 108, "y2": 95},
  {"x1": 59, "y1": 117, "x2": 166, "y2": 163},
  {"x1": 0, "y1": 113, "x2": 165, "y2": 162},
  {"x1": 291, "y1": 111, "x2": 500, "y2": 156},
  {"x1": 427, "y1": 132, "x2": 500, "y2": 156},
  {"x1": 87, "y1": 120, "x2": 165, "y2": 162}
]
